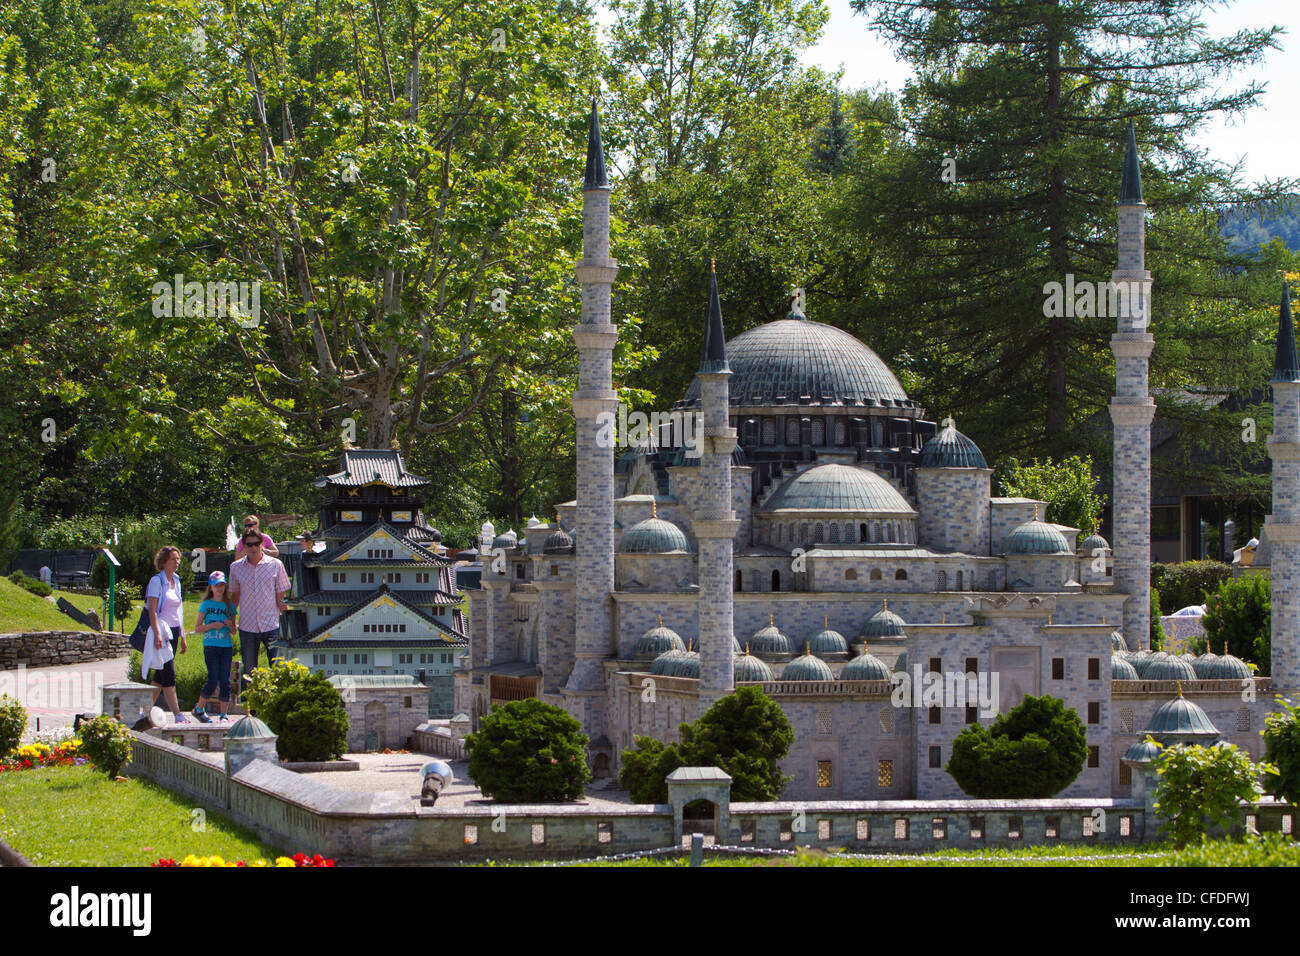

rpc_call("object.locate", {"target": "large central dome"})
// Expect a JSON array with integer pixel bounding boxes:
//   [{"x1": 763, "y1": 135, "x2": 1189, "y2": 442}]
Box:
[{"x1": 681, "y1": 317, "x2": 915, "y2": 409}]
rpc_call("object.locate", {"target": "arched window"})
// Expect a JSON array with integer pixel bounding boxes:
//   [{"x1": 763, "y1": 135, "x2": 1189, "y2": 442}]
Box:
[
  {"x1": 859, "y1": 523, "x2": 868, "y2": 542},
  {"x1": 845, "y1": 568, "x2": 858, "y2": 581},
  {"x1": 811, "y1": 418, "x2": 825, "y2": 445},
  {"x1": 870, "y1": 568, "x2": 882, "y2": 581},
  {"x1": 814, "y1": 522, "x2": 823, "y2": 543},
  {"x1": 750, "y1": 570, "x2": 762, "y2": 593},
  {"x1": 775, "y1": 524, "x2": 783, "y2": 545},
  {"x1": 985, "y1": 570, "x2": 998, "y2": 590},
  {"x1": 801, "y1": 523, "x2": 810, "y2": 541},
  {"x1": 772, "y1": 569, "x2": 782, "y2": 592},
  {"x1": 895, "y1": 569, "x2": 907, "y2": 581},
  {"x1": 836, "y1": 421, "x2": 848, "y2": 445},
  {"x1": 786, "y1": 419, "x2": 800, "y2": 445},
  {"x1": 956, "y1": 569, "x2": 964, "y2": 590},
  {"x1": 829, "y1": 523, "x2": 841, "y2": 543},
  {"x1": 870, "y1": 520, "x2": 880, "y2": 543},
  {"x1": 735, "y1": 570, "x2": 743, "y2": 592},
  {"x1": 936, "y1": 570, "x2": 947, "y2": 590}
]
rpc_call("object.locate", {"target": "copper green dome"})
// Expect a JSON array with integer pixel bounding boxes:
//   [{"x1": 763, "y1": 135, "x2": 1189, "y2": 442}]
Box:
[
  {"x1": 762, "y1": 463, "x2": 915, "y2": 514},
  {"x1": 1080, "y1": 532, "x2": 1110, "y2": 553},
  {"x1": 1145, "y1": 694, "x2": 1220, "y2": 743},
  {"x1": 678, "y1": 317, "x2": 917, "y2": 410},
  {"x1": 619, "y1": 517, "x2": 691, "y2": 554},
  {"x1": 1132, "y1": 651, "x2": 1171, "y2": 678},
  {"x1": 863, "y1": 603, "x2": 906, "y2": 639},
  {"x1": 918, "y1": 420, "x2": 987, "y2": 469},
  {"x1": 1122, "y1": 739, "x2": 1161, "y2": 765},
  {"x1": 633, "y1": 621, "x2": 686, "y2": 660},
  {"x1": 893, "y1": 651, "x2": 909, "y2": 673},
  {"x1": 225, "y1": 715, "x2": 274, "y2": 739},
  {"x1": 1111, "y1": 630, "x2": 1126, "y2": 651},
  {"x1": 1003, "y1": 519, "x2": 1072, "y2": 555},
  {"x1": 781, "y1": 652, "x2": 835, "y2": 682},
  {"x1": 1143, "y1": 656, "x2": 1197, "y2": 681},
  {"x1": 650, "y1": 649, "x2": 700, "y2": 678},
  {"x1": 1189, "y1": 652, "x2": 1218, "y2": 678},
  {"x1": 807, "y1": 626, "x2": 849, "y2": 659},
  {"x1": 543, "y1": 525, "x2": 573, "y2": 554},
  {"x1": 843, "y1": 650, "x2": 892, "y2": 681},
  {"x1": 749, "y1": 618, "x2": 791, "y2": 659},
  {"x1": 734, "y1": 653, "x2": 774, "y2": 682},
  {"x1": 1111, "y1": 656, "x2": 1139, "y2": 680},
  {"x1": 1197, "y1": 654, "x2": 1252, "y2": 680}
]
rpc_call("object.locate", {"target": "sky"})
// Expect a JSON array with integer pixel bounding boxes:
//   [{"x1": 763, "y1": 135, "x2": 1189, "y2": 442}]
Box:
[{"x1": 800, "y1": 0, "x2": 1298, "y2": 187}]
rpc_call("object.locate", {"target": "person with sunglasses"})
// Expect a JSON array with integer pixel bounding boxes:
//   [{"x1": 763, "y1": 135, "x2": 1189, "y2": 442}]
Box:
[
  {"x1": 234, "y1": 514, "x2": 280, "y2": 557},
  {"x1": 228, "y1": 530, "x2": 291, "y2": 692}
]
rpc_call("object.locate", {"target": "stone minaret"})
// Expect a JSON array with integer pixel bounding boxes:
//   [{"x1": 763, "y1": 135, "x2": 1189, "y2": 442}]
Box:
[
  {"x1": 1110, "y1": 123, "x2": 1156, "y2": 650},
  {"x1": 694, "y1": 264, "x2": 739, "y2": 712},
  {"x1": 1267, "y1": 285, "x2": 1300, "y2": 692},
  {"x1": 564, "y1": 101, "x2": 619, "y2": 729}
]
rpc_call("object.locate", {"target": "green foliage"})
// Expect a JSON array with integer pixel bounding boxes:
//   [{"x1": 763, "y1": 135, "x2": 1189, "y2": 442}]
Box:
[
  {"x1": 258, "y1": 673, "x2": 349, "y2": 763},
  {"x1": 617, "y1": 735, "x2": 685, "y2": 803},
  {"x1": 77, "y1": 714, "x2": 133, "y2": 777},
  {"x1": 1262, "y1": 696, "x2": 1300, "y2": 807},
  {"x1": 241, "y1": 658, "x2": 312, "y2": 718},
  {"x1": 995, "y1": 456, "x2": 1104, "y2": 537},
  {"x1": 90, "y1": 553, "x2": 110, "y2": 593},
  {"x1": 678, "y1": 685, "x2": 794, "y2": 801},
  {"x1": 8, "y1": 571, "x2": 51, "y2": 598},
  {"x1": 1168, "y1": 832, "x2": 1300, "y2": 867},
  {"x1": 1150, "y1": 588, "x2": 1166, "y2": 651},
  {"x1": 1151, "y1": 741, "x2": 1269, "y2": 848},
  {"x1": 110, "y1": 580, "x2": 136, "y2": 621},
  {"x1": 465, "y1": 699, "x2": 591, "y2": 802},
  {"x1": 947, "y1": 695, "x2": 1088, "y2": 798},
  {"x1": 1151, "y1": 561, "x2": 1233, "y2": 615},
  {"x1": 0, "y1": 694, "x2": 26, "y2": 757},
  {"x1": 1196, "y1": 575, "x2": 1270, "y2": 673}
]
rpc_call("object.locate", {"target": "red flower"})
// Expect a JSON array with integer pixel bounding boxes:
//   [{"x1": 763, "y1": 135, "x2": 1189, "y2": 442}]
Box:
[{"x1": 152, "y1": 858, "x2": 178, "y2": 867}]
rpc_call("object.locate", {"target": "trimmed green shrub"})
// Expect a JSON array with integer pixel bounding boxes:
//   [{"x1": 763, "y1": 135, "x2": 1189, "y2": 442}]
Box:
[
  {"x1": 947, "y1": 694, "x2": 1088, "y2": 798},
  {"x1": 78, "y1": 714, "x2": 134, "y2": 777},
  {"x1": 1152, "y1": 560, "x2": 1233, "y2": 615},
  {"x1": 1262, "y1": 696, "x2": 1300, "y2": 807},
  {"x1": 465, "y1": 699, "x2": 591, "y2": 802},
  {"x1": 258, "y1": 672, "x2": 350, "y2": 762},
  {"x1": 1194, "y1": 575, "x2": 1270, "y2": 673},
  {"x1": 1152, "y1": 741, "x2": 1268, "y2": 848},
  {"x1": 111, "y1": 580, "x2": 136, "y2": 620},
  {"x1": 995, "y1": 455, "x2": 1104, "y2": 536},
  {"x1": 618, "y1": 735, "x2": 685, "y2": 803},
  {"x1": 1170, "y1": 832, "x2": 1300, "y2": 867},
  {"x1": 679, "y1": 685, "x2": 794, "y2": 801},
  {"x1": 0, "y1": 693, "x2": 27, "y2": 757},
  {"x1": 1150, "y1": 587, "x2": 1166, "y2": 651},
  {"x1": 8, "y1": 571, "x2": 52, "y2": 598},
  {"x1": 242, "y1": 658, "x2": 311, "y2": 716}
]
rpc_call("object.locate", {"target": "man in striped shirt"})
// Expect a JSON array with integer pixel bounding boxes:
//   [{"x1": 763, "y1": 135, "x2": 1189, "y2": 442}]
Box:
[{"x1": 229, "y1": 530, "x2": 291, "y2": 689}]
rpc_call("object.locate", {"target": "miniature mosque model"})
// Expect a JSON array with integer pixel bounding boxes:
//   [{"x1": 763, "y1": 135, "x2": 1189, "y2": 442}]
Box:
[{"x1": 453, "y1": 106, "x2": 1298, "y2": 800}]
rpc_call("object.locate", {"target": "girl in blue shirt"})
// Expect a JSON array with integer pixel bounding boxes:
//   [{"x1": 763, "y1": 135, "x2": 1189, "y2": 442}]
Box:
[{"x1": 193, "y1": 571, "x2": 236, "y2": 722}]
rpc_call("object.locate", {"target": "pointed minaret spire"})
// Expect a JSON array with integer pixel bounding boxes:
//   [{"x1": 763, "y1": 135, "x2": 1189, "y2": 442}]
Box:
[
  {"x1": 1273, "y1": 284, "x2": 1300, "y2": 383},
  {"x1": 1119, "y1": 122, "x2": 1143, "y2": 205},
  {"x1": 584, "y1": 98, "x2": 608, "y2": 191},
  {"x1": 700, "y1": 262, "x2": 728, "y2": 372}
]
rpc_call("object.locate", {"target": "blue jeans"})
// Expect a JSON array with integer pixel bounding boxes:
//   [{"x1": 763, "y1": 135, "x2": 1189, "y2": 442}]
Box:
[
  {"x1": 201, "y1": 645, "x2": 234, "y2": 702},
  {"x1": 239, "y1": 628, "x2": 279, "y2": 685}
]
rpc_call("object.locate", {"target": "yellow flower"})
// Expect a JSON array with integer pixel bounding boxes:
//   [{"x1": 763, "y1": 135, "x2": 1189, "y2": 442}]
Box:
[
  {"x1": 274, "y1": 857, "x2": 296, "y2": 867},
  {"x1": 180, "y1": 855, "x2": 200, "y2": 867},
  {"x1": 208, "y1": 856, "x2": 225, "y2": 867},
  {"x1": 250, "y1": 859, "x2": 270, "y2": 867}
]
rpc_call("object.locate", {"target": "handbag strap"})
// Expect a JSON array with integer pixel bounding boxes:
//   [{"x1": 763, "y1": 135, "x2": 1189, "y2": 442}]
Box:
[{"x1": 153, "y1": 572, "x2": 169, "y2": 620}]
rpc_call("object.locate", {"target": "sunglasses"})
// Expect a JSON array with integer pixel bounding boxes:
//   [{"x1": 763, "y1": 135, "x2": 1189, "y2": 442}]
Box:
[{"x1": 243, "y1": 540, "x2": 262, "y2": 549}]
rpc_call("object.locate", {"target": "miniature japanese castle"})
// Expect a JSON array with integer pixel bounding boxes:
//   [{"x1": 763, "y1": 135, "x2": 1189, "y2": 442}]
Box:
[{"x1": 276, "y1": 449, "x2": 468, "y2": 716}]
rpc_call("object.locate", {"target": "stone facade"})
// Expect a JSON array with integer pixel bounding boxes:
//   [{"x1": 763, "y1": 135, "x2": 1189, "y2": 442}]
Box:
[{"x1": 0, "y1": 630, "x2": 130, "y2": 669}]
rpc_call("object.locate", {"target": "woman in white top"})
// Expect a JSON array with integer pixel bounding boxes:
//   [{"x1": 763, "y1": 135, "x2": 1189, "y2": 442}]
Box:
[{"x1": 142, "y1": 546, "x2": 189, "y2": 721}]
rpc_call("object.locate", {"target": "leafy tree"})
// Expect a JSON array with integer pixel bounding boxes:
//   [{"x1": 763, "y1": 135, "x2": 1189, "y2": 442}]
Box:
[
  {"x1": 259, "y1": 673, "x2": 350, "y2": 763},
  {"x1": 1152, "y1": 560, "x2": 1234, "y2": 615},
  {"x1": 809, "y1": 92, "x2": 853, "y2": 176},
  {"x1": 0, "y1": 694, "x2": 26, "y2": 757},
  {"x1": 242, "y1": 658, "x2": 313, "y2": 716},
  {"x1": 1262, "y1": 697, "x2": 1300, "y2": 808},
  {"x1": 678, "y1": 685, "x2": 793, "y2": 800},
  {"x1": 995, "y1": 455, "x2": 1104, "y2": 538},
  {"x1": 465, "y1": 698, "x2": 591, "y2": 802},
  {"x1": 1195, "y1": 575, "x2": 1270, "y2": 673},
  {"x1": 1151, "y1": 741, "x2": 1269, "y2": 848},
  {"x1": 843, "y1": 0, "x2": 1295, "y2": 464},
  {"x1": 947, "y1": 694, "x2": 1088, "y2": 798},
  {"x1": 77, "y1": 714, "x2": 133, "y2": 777},
  {"x1": 617, "y1": 734, "x2": 685, "y2": 803}
]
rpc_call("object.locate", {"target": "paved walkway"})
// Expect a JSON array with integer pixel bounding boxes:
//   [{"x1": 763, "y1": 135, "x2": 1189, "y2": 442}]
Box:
[{"x1": 3, "y1": 655, "x2": 131, "y2": 736}]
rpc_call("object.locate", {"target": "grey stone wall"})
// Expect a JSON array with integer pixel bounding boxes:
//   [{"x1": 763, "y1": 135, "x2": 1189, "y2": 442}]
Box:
[
  {"x1": 990, "y1": 499, "x2": 1041, "y2": 555},
  {"x1": 916, "y1": 468, "x2": 992, "y2": 555},
  {"x1": 0, "y1": 630, "x2": 130, "y2": 669}
]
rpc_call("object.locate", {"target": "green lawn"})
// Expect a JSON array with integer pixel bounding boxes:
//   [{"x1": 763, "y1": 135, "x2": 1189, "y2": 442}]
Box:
[
  {"x1": 0, "y1": 578, "x2": 94, "y2": 633},
  {"x1": 0, "y1": 764, "x2": 282, "y2": 866}
]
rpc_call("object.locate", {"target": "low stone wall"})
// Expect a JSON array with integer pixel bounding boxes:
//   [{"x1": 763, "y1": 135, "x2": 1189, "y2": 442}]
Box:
[
  {"x1": 412, "y1": 725, "x2": 466, "y2": 760},
  {"x1": 0, "y1": 630, "x2": 129, "y2": 669}
]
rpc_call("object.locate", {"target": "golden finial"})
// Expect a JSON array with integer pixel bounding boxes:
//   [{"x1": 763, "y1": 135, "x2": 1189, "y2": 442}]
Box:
[
  {"x1": 824, "y1": 614, "x2": 828, "y2": 629},
  {"x1": 710, "y1": 257, "x2": 716, "y2": 274},
  {"x1": 1033, "y1": 503, "x2": 1040, "y2": 521},
  {"x1": 805, "y1": 642, "x2": 811, "y2": 656},
  {"x1": 651, "y1": 499, "x2": 657, "y2": 518},
  {"x1": 658, "y1": 613, "x2": 663, "y2": 628},
  {"x1": 883, "y1": 599, "x2": 888, "y2": 611},
  {"x1": 769, "y1": 613, "x2": 774, "y2": 627},
  {"x1": 745, "y1": 642, "x2": 750, "y2": 656},
  {"x1": 1176, "y1": 680, "x2": 1183, "y2": 698},
  {"x1": 941, "y1": 613, "x2": 946, "y2": 624},
  {"x1": 1103, "y1": 616, "x2": 1107, "y2": 626},
  {"x1": 1048, "y1": 613, "x2": 1053, "y2": 625}
]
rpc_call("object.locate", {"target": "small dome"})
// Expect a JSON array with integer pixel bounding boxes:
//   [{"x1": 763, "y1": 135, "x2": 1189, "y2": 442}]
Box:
[
  {"x1": 918, "y1": 420, "x2": 987, "y2": 469},
  {"x1": 782, "y1": 652, "x2": 835, "y2": 682},
  {"x1": 1143, "y1": 656, "x2": 1198, "y2": 681},
  {"x1": 1197, "y1": 654, "x2": 1252, "y2": 680},
  {"x1": 734, "y1": 653, "x2": 774, "y2": 682},
  {"x1": 843, "y1": 651, "x2": 893, "y2": 681},
  {"x1": 893, "y1": 651, "x2": 909, "y2": 673},
  {"x1": 650, "y1": 649, "x2": 700, "y2": 678},
  {"x1": 732, "y1": 635, "x2": 742, "y2": 653},
  {"x1": 762, "y1": 463, "x2": 916, "y2": 515},
  {"x1": 1111, "y1": 656, "x2": 1140, "y2": 680},
  {"x1": 225, "y1": 715, "x2": 274, "y2": 740},
  {"x1": 807, "y1": 626, "x2": 849, "y2": 659},
  {"x1": 543, "y1": 525, "x2": 574, "y2": 554},
  {"x1": 491, "y1": 529, "x2": 518, "y2": 550},
  {"x1": 633, "y1": 622, "x2": 686, "y2": 660},
  {"x1": 1122, "y1": 739, "x2": 1161, "y2": 765},
  {"x1": 863, "y1": 603, "x2": 906, "y2": 639},
  {"x1": 619, "y1": 517, "x2": 691, "y2": 554},
  {"x1": 1003, "y1": 518, "x2": 1072, "y2": 555},
  {"x1": 749, "y1": 619, "x2": 792, "y2": 659},
  {"x1": 1145, "y1": 694, "x2": 1220, "y2": 741},
  {"x1": 1129, "y1": 651, "x2": 1166, "y2": 678},
  {"x1": 1110, "y1": 630, "x2": 1126, "y2": 651},
  {"x1": 1080, "y1": 532, "x2": 1110, "y2": 553},
  {"x1": 1190, "y1": 652, "x2": 1219, "y2": 678}
]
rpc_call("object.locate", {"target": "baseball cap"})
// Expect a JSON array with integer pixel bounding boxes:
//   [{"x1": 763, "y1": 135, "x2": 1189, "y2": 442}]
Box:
[{"x1": 208, "y1": 571, "x2": 227, "y2": 585}]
